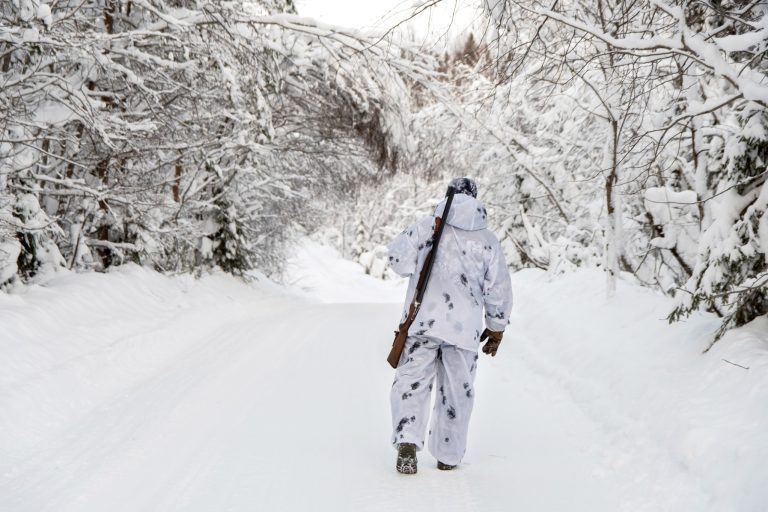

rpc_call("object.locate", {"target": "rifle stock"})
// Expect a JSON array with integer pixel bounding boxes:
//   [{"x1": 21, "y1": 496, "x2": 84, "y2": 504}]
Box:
[
  {"x1": 387, "y1": 188, "x2": 455, "y2": 369},
  {"x1": 387, "y1": 302, "x2": 418, "y2": 368}
]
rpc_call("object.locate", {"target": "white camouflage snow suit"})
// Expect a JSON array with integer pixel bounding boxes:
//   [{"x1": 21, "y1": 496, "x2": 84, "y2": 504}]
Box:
[{"x1": 388, "y1": 192, "x2": 513, "y2": 466}]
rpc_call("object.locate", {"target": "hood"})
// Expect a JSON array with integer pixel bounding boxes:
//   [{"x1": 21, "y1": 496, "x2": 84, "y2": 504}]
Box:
[{"x1": 433, "y1": 194, "x2": 488, "y2": 231}]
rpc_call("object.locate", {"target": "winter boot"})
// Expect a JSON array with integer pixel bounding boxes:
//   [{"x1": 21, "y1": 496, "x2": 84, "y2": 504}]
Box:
[
  {"x1": 436, "y1": 461, "x2": 456, "y2": 471},
  {"x1": 396, "y1": 443, "x2": 418, "y2": 474}
]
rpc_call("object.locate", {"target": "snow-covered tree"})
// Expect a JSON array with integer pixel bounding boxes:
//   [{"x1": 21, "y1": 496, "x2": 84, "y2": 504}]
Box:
[
  {"x1": 0, "y1": 0, "x2": 424, "y2": 279},
  {"x1": 670, "y1": 107, "x2": 768, "y2": 346},
  {"x1": 472, "y1": 0, "x2": 768, "y2": 338}
]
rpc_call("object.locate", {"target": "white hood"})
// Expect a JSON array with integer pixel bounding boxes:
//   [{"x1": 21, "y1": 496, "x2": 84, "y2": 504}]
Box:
[{"x1": 433, "y1": 194, "x2": 488, "y2": 232}]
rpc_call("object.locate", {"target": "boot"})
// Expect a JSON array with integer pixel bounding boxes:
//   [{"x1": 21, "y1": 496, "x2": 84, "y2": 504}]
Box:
[
  {"x1": 436, "y1": 461, "x2": 456, "y2": 471},
  {"x1": 396, "y1": 443, "x2": 418, "y2": 474}
]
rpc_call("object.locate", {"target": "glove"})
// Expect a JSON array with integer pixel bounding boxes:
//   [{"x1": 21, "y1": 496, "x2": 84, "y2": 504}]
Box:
[{"x1": 480, "y1": 328, "x2": 503, "y2": 357}]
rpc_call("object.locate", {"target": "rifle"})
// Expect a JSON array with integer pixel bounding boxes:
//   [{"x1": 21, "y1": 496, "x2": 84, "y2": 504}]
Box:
[{"x1": 387, "y1": 187, "x2": 456, "y2": 369}]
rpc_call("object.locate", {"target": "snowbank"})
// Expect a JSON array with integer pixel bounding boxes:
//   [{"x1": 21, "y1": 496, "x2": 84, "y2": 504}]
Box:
[
  {"x1": 0, "y1": 264, "x2": 299, "y2": 472},
  {"x1": 510, "y1": 268, "x2": 768, "y2": 511}
]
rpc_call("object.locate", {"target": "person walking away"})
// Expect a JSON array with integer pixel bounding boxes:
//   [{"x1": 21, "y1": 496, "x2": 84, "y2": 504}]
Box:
[{"x1": 387, "y1": 177, "x2": 513, "y2": 474}]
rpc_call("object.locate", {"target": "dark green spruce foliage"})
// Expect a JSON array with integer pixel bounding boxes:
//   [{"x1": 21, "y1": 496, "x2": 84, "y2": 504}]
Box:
[
  {"x1": 670, "y1": 108, "x2": 768, "y2": 345},
  {"x1": 209, "y1": 192, "x2": 254, "y2": 277}
]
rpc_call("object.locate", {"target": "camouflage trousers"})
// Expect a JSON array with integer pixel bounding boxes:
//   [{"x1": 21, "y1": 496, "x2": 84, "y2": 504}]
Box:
[{"x1": 390, "y1": 335, "x2": 478, "y2": 466}]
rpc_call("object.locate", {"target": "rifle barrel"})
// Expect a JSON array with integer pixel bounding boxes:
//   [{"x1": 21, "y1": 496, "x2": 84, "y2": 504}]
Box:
[{"x1": 416, "y1": 187, "x2": 455, "y2": 304}]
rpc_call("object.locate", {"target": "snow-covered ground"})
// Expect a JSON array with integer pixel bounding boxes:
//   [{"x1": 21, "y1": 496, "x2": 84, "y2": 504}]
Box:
[{"x1": 1, "y1": 242, "x2": 767, "y2": 511}]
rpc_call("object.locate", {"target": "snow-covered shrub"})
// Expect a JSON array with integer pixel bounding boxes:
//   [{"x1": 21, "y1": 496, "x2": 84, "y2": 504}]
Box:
[
  {"x1": 642, "y1": 187, "x2": 699, "y2": 293},
  {"x1": 12, "y1": 194, "x2": 66, "y2": 280}
]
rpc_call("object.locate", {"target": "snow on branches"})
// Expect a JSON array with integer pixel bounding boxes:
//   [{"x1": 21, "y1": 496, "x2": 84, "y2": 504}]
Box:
[
  {"x1": 471, "y1": 0, "x2": 768, "y2": 340},
  {"x1": 0, "y1": 0, "x2": 423, "y2": 282}
]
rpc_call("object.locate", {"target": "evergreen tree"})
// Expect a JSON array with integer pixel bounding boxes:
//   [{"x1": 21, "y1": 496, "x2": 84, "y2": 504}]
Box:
[
  {"x1": 670, "y1": 107, "x2": 768, "y2": 347},
  {"x1": 206, "y1": 190, "x2": 255, "y2": 277}
]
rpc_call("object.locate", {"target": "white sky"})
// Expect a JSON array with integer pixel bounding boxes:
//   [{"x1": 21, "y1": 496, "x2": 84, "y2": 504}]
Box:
[{"x1": 294, "y1": 0, "x2": 487, "y2": 50}]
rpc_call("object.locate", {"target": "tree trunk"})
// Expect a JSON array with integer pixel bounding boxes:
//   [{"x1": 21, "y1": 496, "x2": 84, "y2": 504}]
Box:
[
  {"x1": 173, "y1": 159, "x2": 183, "y2": 202},
  {"x1": 104, "y1": 0, "x2": 116, "y2": 34},
  {"x1": 605, "y1": 118, "x2": 620, "y2": 297},
  {"x1": 96, "y1": 157, "x2": 111, "y2": 268}
]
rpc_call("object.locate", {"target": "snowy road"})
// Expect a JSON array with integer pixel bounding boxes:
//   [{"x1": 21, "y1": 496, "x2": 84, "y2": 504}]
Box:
[{"x1": 2, "y1": 244, "x2": 766, "y2": 511}]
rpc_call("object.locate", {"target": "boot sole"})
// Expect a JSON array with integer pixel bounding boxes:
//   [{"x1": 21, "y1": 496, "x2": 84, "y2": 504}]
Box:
[{"x1": 396, "y1": 456, "x2": 417, "y2": 474}]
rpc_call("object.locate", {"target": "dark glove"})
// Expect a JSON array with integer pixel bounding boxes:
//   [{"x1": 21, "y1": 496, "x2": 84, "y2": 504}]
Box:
[{"x1": 480, "y1": 328, "x2": 503, "y2": 357}]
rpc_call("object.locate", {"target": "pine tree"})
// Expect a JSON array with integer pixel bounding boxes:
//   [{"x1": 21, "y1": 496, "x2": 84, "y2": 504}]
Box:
[
  {"x1": 670, "y1": 106, "x2": 768, "y2": 347},
  {"x1": 207, "y1": 190, "x2": 255, "y2": 277}
]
